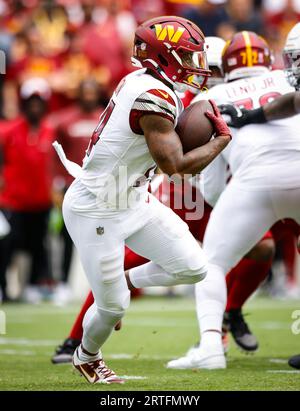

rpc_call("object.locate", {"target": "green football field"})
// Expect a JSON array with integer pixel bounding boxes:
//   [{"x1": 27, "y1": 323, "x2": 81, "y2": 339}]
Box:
[{"x1": 0, "y1": 296, "x2": 300, "y2": 391}]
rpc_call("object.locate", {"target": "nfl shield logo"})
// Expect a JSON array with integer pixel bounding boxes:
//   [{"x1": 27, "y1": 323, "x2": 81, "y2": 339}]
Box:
[{"x1": 96, "y1": 226, "x2": 104, "y2": 235}]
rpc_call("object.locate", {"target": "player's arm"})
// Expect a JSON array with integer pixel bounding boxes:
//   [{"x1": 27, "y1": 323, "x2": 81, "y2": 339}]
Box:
[
  {"x1": 219, "y1": 91, "x2": 300, "y2": 127},
  {"x1": 141, "y1": 101, "x2": 231, "y2": 177},
  {"x1": 263, "y1": 91, "x2": 300, "y2": 120}
]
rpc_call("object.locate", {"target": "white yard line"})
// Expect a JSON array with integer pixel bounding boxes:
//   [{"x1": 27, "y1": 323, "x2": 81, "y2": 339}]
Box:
[
  {"x1": 124, "y1": 319, "x2": 195, "y2": 327},
  {"x1": 0, "y1": 337, "x2": 60, "y2": 346},
  {"x1": 266, "y1": 370, "x2": 300, "y2": 374},
  {"x1": 255, "y1": 322, "x2": 288, "y2": 330},
  {"x1": 0, "y1": 349, "x2": 35, "y2": 356},
  {"x1": 269, "y1": 359, "x2": 287, "y2": 364},
  {"x1": 0, "y1": 343, "x2": 173, "y2": 361}
]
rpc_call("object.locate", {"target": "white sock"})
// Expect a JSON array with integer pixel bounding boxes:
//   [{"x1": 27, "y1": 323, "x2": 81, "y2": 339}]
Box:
[
  {"x1": 195, "y1": 263, "x2": 226, "y2": 346},
  {"x1": 81, "y1": 303, "x2": 123, "y2": 354},
  {"x1": 77, "y1": 344, "x2": 101, "y2": 363},
  {"x1": 200, "y1": 331, "x2": 222, "y2": 348}
]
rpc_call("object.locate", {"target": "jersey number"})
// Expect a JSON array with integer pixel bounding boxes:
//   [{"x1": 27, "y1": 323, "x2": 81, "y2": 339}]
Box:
[
  {"x1": 86, "y1": 100, "x2": 116, "y2": 156},
  {"x1": 234, "y1": 92, "x2": 282, "y2": 110}
]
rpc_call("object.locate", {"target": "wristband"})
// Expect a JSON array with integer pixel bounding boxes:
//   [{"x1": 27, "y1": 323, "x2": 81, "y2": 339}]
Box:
[{"x1": 245, "y1": 107, "x2": 267, "y2": 125}]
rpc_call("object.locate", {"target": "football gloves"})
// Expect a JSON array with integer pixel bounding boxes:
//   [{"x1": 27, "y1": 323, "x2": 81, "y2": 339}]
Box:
[
  {"x1": 205, "y1": 99, "x2": 232, "y2": 138},
  {"x1": 218, "y1": 104, "x2": 267, "y2": 128}
]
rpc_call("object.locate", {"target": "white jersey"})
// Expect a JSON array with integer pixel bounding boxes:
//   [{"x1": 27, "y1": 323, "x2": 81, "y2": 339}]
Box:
[
  {"x1": 63, "y1": 69, "x2": 183, "y2": 217},
  {"x1": 194, "y1": 69, "x2": 300, "y2": 194}
]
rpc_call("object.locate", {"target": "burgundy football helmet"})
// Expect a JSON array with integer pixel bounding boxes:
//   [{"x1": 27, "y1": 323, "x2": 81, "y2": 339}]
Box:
[
  {"x1": 132, "y1": 16, "x2": 211, "y2": 91},
  {"x1": 222, "y1": 31, "x2": 272, "y2": 82}
]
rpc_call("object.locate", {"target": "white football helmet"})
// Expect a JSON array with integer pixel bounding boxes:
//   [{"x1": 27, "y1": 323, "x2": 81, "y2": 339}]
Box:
[
  {"x1": 205, "y1": 36, "x2": 226, "y2": 88},
  {"x1": 283, "y1": 22, "x2": 300, "y2": 90}
]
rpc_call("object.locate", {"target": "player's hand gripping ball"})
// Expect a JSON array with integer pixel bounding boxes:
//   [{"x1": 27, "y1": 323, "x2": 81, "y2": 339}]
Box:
[{"x1": 176, "y1": 99, "x2": 231, "y2": 153}]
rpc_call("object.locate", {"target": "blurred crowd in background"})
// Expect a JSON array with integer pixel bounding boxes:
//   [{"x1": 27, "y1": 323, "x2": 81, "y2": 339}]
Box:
[{"x1": 0, "y1": 0, "x2": 300, "y2": 305}]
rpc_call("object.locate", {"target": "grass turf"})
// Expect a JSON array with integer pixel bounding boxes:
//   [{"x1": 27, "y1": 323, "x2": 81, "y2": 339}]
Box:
[{"x1": 0, "y1": 296, "x2": 299, "y2": 391}]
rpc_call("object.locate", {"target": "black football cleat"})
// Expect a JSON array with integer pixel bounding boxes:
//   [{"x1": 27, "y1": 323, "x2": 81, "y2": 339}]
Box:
[
  {"x1": 288, "y1": 354, "x2": 300, "y2": 369},
  {"x1": 51, "y1": 338, "x2": 81, "y2": 364},
  {"x1": 223, "y1": 309, "x2": 258, "y2": 353}
]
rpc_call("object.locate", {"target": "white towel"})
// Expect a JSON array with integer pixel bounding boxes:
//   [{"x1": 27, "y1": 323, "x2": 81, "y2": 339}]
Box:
[{"x1": 52, "y1": 141, "x2": 82, "y2": 179}]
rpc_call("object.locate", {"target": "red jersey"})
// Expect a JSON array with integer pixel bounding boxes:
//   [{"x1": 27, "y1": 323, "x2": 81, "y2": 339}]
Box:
[{"x1": 0, "y1": 117, "x2": 55, "y2": 211}]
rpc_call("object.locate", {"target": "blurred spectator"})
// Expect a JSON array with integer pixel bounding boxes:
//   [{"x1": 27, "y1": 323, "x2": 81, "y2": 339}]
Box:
[
  {"x1": 49, "y1": 78, "x2": 105, "y2": 305},
  {"x1": 3, "y1": 4, "x2": 71, "y2": 118},
  {"x1": 226, "y1": 0, "x2": 264, "y2": 35},
  {"x1": 0, "y1": 2, "x2": 13, "y2": 119},
  {"x1": 182, "y1": 0, "x2": 232, "y2": 38},
  {"x1": 263, "y1": 0, "x2": 300, "y2": 68},
  {"x1": 0, "y1": 78, "x2": 54, "y2": 303},
  {"x1": 79, "y1": 0, "x2": 136, "y2": 93},
  {"x1": 131, "y1": 0, "x2": 166, "y2": 24},
  {"x1": 49, "y1": 31, "x2": 110, "y2": 101},
  {"x1": 2, "y1": 31, "x2": 30, "y2": 119}
]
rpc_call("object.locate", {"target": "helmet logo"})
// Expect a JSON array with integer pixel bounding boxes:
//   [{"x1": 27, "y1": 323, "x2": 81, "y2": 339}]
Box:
[{"x1": 154, "y1": 24, "x2": 185, "y2": 43}]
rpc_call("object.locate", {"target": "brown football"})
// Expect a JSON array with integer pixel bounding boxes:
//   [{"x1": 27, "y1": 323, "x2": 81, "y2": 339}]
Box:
[{"x1": 176, "y1": 100, "x2": 215, "y2": 153}]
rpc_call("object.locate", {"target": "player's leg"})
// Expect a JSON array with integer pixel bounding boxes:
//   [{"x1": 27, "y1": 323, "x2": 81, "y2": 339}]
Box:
[
  {"x1": 271, "y1": 219, "x2": 300, "y2": 297},
  {"x1": 26, "y1": 210, "x2": 51, "y2": 303},
  {"x1": 196, "y1": 187, "x2": 277, "y2": 366},
  {"x1": 51, "y1": 291, "x2": 94, "y2": 364},
  {"x1": 224, "y1": 234, "x2": 275, "y2": 352},
  {"x1": 126, "y1": 195, "x2": 208, "y2": 289},
  {"x1": 62, "y1": 197, "x2": 129, "y2": 384},
  {"x1": 168, "y1": 182, "x2": 277, "y2": 369},
  {"x1": 51, "y1": 247, "x2": 148, "y2": 364},
  {"x1": 61, "y1": 223, "x2": 74, "y2": 283},
  {"x1": 226, "y1": 235, "x2": 274, "y2": 311}
]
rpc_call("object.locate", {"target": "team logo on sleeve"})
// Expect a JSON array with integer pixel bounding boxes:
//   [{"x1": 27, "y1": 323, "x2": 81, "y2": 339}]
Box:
[{"x1": 154, "y1": 24, "x2": 185, "y2": 43}]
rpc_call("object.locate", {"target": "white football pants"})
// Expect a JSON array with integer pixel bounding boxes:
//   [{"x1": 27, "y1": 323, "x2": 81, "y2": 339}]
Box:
[
  {"x1": 196, "y1": 179, "x2": 300, "y2": 340},
  {"x1": 63, "y1": 190, "x2": 208, "y2": 354}
]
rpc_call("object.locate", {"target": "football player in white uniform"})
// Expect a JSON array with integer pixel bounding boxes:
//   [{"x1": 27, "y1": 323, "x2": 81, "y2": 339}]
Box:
[
  {"x1": 167, "y1": 31, "x2": 300, "y2": 370},
  {"x1": 53, "y1": 16, "x2": 232, "y2": 384},
  {"x1": 218, "y1": 24, "x2": 300, "y2": 371},
  {"x1": 184, "y1": 36, "x2": 276, "y2": 355}
]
